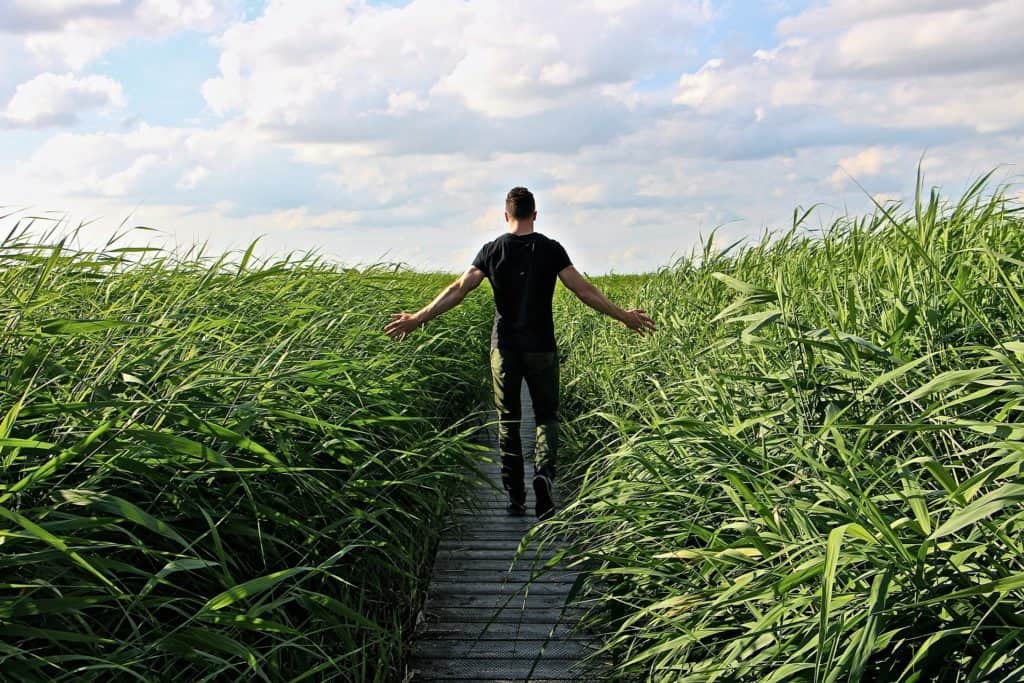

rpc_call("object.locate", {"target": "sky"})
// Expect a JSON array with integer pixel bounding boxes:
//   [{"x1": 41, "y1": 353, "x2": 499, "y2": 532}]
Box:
[{"x1": 2, "y1": 0, "x2": 1022, "y2": 274}]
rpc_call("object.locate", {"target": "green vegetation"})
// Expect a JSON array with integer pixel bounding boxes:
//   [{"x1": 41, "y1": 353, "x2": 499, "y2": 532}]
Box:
[
  {"x1": 550, "y1": 174, "x2": 1024, "y2": 681},
  {"x1": 5, "y1": 172, "x2": 1023, "y2": 682},
  {"x1": 0, "y1": 226, "x2": 492, "y2": 681}
]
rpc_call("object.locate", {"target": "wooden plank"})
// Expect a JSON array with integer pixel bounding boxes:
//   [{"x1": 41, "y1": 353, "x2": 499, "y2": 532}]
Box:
[
  {"x1": 428, "y1": 581, "x2": 578, "y2": 597},
  {"x1": 439, "y1": 526, "x2": 533, "y2": 535},
  {"x1": 441, "y1": 530, "x2": 571, "y2": 545},
  {"x1": 433, "y1": 549, "x2": 560, "y2": 563},
  {"x1": 449, "y1": 507, "x2": 564, "y2": 515},
  {"x1": 451, "y1": 506, "x2": 540, "y2": 513},
  {"x1": 446, "y1": 510, "x2": 543, "y2": 518},
  {"x1": 432, "y1": 560, "x2": 570, "y2": 574},
  {"x1": 431, "y1": 565, "x2": 578, "y2": 578},
  {"x1": 446, "y1": 522, "x2": 558, "y2": 531},
  {"x1": 467, "y1": 468, "x2": 504, "y2": 476},
  {"x1": 431, "y1": 551, "x2": 571, "y2": 568},
  {"x1": 437, "y1": 535, "x2": 558, "y2": 546},
  {"x1": 421, "y1": 606, "x2": 586, "y2": 624},
  {"x1": 429, "y1": 569, "x2": 579, "y2": 584},
  {"x1": 407, "y1": 656, "x2": 605, "y2": 680},
  {"x1": 436, "y1": 540, "x2": 553, "y2": 552},
  {"x1": 459, "y1": 488, "x2": 506, "y2": 498},
  {"x1": 456, "y1": 494, "x2": 566, "y2": 507},
  {"x1": 437, "y1": 536, "x2": 545, "y2": 546},
  {"x1": 440, "y1": 520, "x2": 536, "y2": 532},
  {"x1": 425, "y1": 593, "x2": 586, "y2": 611},
  {"x1": 412, "y1": 678, "x2": 587, "y2": 683},
  {"x1": 457, "y1": 493, "x2": 565, "y2": 503},
  {"x1": 439, "y1": 522, "x2": 539, "y2": 532},
  {"x1": 449, "y1": 509, "x2": 546, "y2": 518},
  {"x1": 414, "y1": 621, "x2": 587, "y2": 641},
  {"x1": 436, "y1": 540, "x2": 570, "y2": 552},
  {"x1": 426, "y1": 586, "x2": 575, "y2": 602},
  {"x1": 451, "y1": 505, "x2": 539, "y2": 513},
  {"x1": 429, "y1": 571, "x2": 578, "y2": 583},
  {"x1": 409, "y1": 637, "x2": 599, "y2": 660},
  {"x1": 439, "y1": 523, "x2": 539, "y2": 535},
  {"x1": 429, "y1": 569, "x2": 574, "y2": 580},
  {"x1": 435, "y1": 547, "x2": 555, "y2": 559},
  {"x1": 451, "y1": 506, "x2": 556, "y2": 514}
]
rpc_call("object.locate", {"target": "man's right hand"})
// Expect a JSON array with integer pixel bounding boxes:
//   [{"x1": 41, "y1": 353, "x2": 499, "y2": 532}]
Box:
[
  {"x1": 384, "y1": 312, "x2": 423, "y2": 340},
  {"x1": 620, "y1": 308, "x2": 656, "y2": 335}
]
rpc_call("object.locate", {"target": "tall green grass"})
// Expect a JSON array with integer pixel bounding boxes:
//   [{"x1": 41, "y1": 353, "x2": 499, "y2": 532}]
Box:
[
  {"x1": 551, "y1": 174, "x2": 1024, "y2": 681},
  {"x1": 0, "y1": 223, "x2": 492, "y2": 681}
]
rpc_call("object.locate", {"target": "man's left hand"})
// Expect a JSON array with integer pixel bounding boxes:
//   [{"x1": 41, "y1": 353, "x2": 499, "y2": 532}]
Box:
[{"x1": 384, "y1": 312, "x2": 423, "y2": 340}]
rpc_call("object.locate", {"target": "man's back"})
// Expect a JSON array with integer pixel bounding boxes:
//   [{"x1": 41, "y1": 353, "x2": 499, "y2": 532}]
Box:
[{"x1": 472, "y1": 231, "x2": 572, "y2": 352}]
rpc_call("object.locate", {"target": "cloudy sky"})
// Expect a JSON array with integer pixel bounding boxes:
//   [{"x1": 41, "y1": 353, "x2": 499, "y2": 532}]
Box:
[{"x1": 2, "y1": 0, "x2": 1022, "y2": 273}]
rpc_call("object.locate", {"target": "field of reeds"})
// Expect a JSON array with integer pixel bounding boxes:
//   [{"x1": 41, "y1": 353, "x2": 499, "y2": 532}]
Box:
[
  {"x1": 4, "y1": 172, "x2": 1022, "y2": 682},
  {"x1": 550, "y1": 174, "x2": 1024, "y2": 681},
  {"x1": 0, "y1": 225, "x2": 494, "y2": 681}
]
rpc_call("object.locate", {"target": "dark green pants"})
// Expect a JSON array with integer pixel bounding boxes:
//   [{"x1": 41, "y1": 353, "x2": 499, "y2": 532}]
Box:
[{"x1": 489, "y1": 346, "x2": 559, "y2": 502}]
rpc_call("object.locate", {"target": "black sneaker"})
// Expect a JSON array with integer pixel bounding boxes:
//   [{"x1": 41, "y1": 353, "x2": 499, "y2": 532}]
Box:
[
  {"x1": 506, "y1": 490, "x2": 527, "y2": 516},
  {"x1": 533, "y1": 474, "x2": 555, "y2": 521}
]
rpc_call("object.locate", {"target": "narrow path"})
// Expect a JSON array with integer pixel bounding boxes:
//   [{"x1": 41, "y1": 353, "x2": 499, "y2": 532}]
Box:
[{"x1": 406, "y1": 381, "x2": 606, "y2": 682}]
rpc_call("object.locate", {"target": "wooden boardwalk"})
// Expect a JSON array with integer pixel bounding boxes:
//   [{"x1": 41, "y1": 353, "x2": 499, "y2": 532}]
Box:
[{"x1": 406, "y1": 381, "x2": 607, "y2": 682}]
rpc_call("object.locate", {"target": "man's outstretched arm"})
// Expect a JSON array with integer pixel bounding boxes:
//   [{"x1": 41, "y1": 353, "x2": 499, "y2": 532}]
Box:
[
  {"x1": 557, "y1": 265, "x2": 656, "y2": 335},
  {"x1": 384, "y1": 265, "x2": 486, "y2": 340}
]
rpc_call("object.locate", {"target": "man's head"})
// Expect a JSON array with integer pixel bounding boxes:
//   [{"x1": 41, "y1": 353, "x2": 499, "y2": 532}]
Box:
[{"x1": 505, "y1": 186, "x2": 537, "y2": 223}]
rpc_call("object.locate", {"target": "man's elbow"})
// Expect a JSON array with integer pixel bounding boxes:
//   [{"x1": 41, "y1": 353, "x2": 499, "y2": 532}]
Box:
[
  {"x1": 451, "y1": 281, "x2": 471, "y2": 302},
  {"x1": 574, "y1": 283, "x2": 596, "y2": 303}
]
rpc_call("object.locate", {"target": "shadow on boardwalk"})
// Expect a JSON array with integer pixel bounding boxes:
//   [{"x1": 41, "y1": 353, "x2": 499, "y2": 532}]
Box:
[{"x1": 405, "y1": 381, "x2": 610, "y2": 682}]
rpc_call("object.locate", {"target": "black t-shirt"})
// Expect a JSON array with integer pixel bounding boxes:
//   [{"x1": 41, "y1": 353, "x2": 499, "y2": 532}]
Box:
[{"x1": 471, "y1": 232, "x2": 572, "y2": 351}]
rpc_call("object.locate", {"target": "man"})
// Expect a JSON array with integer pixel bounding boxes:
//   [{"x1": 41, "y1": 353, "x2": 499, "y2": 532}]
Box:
[{"x1": 384, "y1": 187, "x2": 656, "y2": 520}]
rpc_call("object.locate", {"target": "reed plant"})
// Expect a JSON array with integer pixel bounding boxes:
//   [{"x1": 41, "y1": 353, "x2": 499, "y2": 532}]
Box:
[
  {"x1": 550, "y1": 173, "x2": 1024, "y2": 681},
  {"x1": 0, "y1": 223, "x2": 492, "y2": 681}
]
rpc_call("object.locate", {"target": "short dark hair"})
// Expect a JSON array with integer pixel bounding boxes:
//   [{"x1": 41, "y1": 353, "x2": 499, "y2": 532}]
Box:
[{"x1": 505, "y1": 186, "x2": 536, "y2": 220}]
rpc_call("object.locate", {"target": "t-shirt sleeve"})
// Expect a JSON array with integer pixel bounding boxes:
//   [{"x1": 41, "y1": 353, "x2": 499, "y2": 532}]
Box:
[
  {"x1": 550, "y1": 240, "x2": 572, "y2": 274},
  {"x1": 471, "y1": 242, "x2": 490, "y2": 276}
]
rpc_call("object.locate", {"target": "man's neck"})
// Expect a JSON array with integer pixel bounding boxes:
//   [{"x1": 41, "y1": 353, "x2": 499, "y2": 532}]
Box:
[{"x1": 507, "y1": 221, "x2": 535, "y2": 236}]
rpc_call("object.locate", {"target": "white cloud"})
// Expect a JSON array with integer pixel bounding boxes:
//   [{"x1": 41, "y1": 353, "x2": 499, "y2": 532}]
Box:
[
  {"x1": 98, "y1": 153, "x2": 161, "y2": 196},
  {"x1": 176, "y1": 165, "x2": 210, "y2": 191},
  {"x1": 15, "y1": 124, "x2": 180, "y2": 197},
  {"x1": 780, "y1": 0, "x2": 1004, "y2": 40},
  {"x1": 599, "y1": 80, "x2": 645, "y2": 110},
  {"x1": 551, "y1": 183, "x2": 604, "y2": 205},
  {"x1": 538, "y1": 62, "x2": 586, "y2": 87},
  {"x1": 387, "y1": 90, "x2": 429, "y2": 116},
  {"x1": 673, "y1": 58, "x2": 742, "y2": 111},
  {"x1": 8, "y1": 122, "x2": 261, "y2": 200},
  {"x1": 666, "y1": 1, "x2": 1024, "y2": 142},
  {"x1": 776, "y1": 0, "x2": 1024, "y2": 133},
  {"x1": 472, "y1": 206, "x2": 505, "y2": 234},
  {"x1": 828, "y1": 146, "x2": 896, "y2": 187},
  {"x1": 203, "y1": 0, "x2": 707, "y2": 140},
  {"x1": 827, "y1": 4, "x2": 1024, "y2": 78},
  {"x1": 3, "y1": 72, "x2": 123, "y2": 127},
  {"x1": 872, "y1": 192, "x2": 903, "y2": 204},
  {"x1": 3, "y1": 0, "x2": 232, "y2": 70}
]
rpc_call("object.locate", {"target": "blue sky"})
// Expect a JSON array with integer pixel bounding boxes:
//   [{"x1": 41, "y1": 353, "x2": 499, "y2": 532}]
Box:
[{"x1": 1, "y1": 0, "x2": 1022, "y2": 273}]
